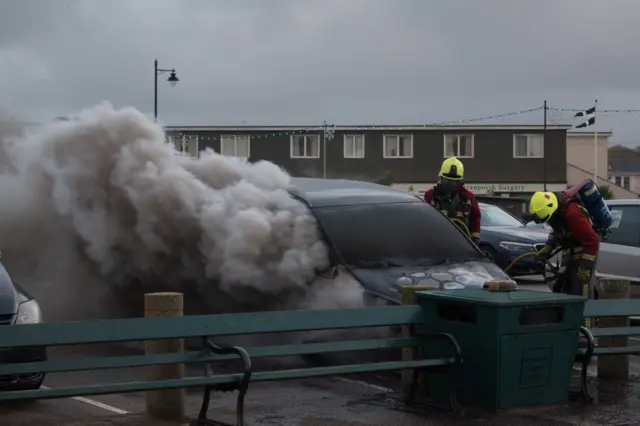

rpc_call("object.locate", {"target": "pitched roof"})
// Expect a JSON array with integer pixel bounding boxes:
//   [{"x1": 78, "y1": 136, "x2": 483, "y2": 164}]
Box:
[{"x1": 608, "y1": 146, "x2": 640, "y2": 173}]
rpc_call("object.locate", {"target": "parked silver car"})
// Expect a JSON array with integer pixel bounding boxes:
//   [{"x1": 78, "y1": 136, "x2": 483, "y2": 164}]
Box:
[{"x1": 593, "y1": 198, "x2": 640, "y2": 297}]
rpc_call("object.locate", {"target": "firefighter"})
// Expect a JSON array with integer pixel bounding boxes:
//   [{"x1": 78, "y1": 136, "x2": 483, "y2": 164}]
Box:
[
  {"x1": 424, "y1": 157, "x2": 481, "y2": 244},
  {"x1": 528, "y1": 191, "x2": 600, "y2": 298}
]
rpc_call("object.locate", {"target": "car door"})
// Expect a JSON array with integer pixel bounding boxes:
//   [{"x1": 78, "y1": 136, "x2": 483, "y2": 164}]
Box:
[{"x1": 596, "y1": 204, "x2": 640, "y2": 283}]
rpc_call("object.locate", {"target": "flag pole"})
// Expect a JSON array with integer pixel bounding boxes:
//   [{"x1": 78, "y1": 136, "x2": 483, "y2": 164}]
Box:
[
  {"x1": 543, "y1": 100, "x2": 547, "y2": 191},
  {"x1": 593, "y1": 98, "x2": 598, "y2": 182}
]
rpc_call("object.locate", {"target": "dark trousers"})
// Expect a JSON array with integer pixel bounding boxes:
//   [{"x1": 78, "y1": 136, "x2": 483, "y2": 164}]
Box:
[
  {"x1": 552, "y1": 254, "x2": 598, "y2": 299},
  {"x1": 553, "y1": 253, "x2": 598, "y2": 328}
]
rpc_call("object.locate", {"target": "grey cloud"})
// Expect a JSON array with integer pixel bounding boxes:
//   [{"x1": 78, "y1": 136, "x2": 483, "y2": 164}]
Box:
[{"x1": 1, "y1": 0, "x2": 639, "y2": 142}]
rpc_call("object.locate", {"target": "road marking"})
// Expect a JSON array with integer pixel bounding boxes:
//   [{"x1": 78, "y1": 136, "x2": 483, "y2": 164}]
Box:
[
  {"x1": 40, "y1": 386, "x2": 129, "y2": 415},
  {"x1": 335, "y1": 377, "x2": 394, "y2": 393}
]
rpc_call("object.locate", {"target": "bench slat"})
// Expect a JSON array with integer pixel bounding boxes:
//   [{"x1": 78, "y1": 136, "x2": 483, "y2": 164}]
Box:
[
  {"x1": 0, "y1": 337, "x2": 423, "y2": 375},
  {"x1": 589, "y1": 327, "x2": 640, "y2": 337},
  {"x1": 594, "y1": 346, "x2": 640, "y2": 356},
  {"x1": 249, "y1": 358, "x2": 454, "y2": 382},
  {"x1": 0, "y1": 358, "x2": 453, "y2": 402},
  {"x1": 584, "y1": 299, "x2": 640, "y2": 318},
  {"x1": 0, "y1": 306, "x2": 425, "y2": 348}
]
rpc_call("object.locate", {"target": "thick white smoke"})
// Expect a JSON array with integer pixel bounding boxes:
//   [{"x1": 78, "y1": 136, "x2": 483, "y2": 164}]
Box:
[{"x1": 0, "y1": 103, "x2": 366, "y2": 322}]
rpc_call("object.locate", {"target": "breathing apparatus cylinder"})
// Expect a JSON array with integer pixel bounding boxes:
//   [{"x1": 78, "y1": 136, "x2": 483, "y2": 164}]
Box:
[{"x1": 564, "y1": 179, "x2": 613, "y2": 234}]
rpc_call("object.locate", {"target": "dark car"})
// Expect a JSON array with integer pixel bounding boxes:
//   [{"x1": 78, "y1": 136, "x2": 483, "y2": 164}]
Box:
[
  {"x1": 288, "y1": 178, "x2": 516, "y2": 305},
  {"x1": 0, "y1": 261, "x2": 46, "y2": 391},
  {"x1": 475, "y1": 202, "x2": 550, "y2": 277}
]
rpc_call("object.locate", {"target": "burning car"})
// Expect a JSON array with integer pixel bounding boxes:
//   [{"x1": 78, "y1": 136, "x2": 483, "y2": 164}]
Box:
[{"x1": 288, "y1": 178, "x2": 516, "y2": 305}]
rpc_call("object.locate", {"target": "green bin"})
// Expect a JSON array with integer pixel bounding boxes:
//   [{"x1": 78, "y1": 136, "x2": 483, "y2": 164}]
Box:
[{"x1": 415, "y1": 288, "x2": 585, "y2": 412}]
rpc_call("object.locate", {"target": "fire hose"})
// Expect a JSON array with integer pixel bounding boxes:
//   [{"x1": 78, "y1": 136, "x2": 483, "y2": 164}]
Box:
[{"x1": 449, "y1": 217, "x2": 559, "y2": 277}]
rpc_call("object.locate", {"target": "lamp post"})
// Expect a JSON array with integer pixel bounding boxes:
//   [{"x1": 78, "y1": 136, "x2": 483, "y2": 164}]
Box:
[{"x1": 154, "y1": 59, "x2": 179, "y2": 122}]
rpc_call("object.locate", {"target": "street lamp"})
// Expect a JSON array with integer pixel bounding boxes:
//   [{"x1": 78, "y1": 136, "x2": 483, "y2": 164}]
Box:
[{"x1": 154, "y1": 59, "x2": 179, "y2": 122}]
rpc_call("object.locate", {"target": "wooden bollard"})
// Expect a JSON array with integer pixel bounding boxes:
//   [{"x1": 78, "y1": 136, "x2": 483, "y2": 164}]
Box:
[
  {"x1": 401, "y1": 286, "x2": 436, "y2": 397},
  {"x1": 597, "y1": 278, "x2": 631, "y2": 380},
  {"x1": 145, "y1": 292, "x2": 185, "y2": 421}
]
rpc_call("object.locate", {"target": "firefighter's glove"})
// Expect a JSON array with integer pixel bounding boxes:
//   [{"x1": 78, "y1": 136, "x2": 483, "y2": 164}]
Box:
[
  {"x1": 471, "y1": 237, "x2": 480, "y2": 245},
  {"x1": 535, "y1": 245, "x2": 553, "y2": 262}
]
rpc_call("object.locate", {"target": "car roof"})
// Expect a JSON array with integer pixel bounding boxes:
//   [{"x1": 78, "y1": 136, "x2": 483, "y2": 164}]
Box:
[
  {"x1": 605, "y1": 198, "x2": 640, "y2": 206},
  {"x1": 288, "y1": 177, "x2": 421, "y2": 208}
]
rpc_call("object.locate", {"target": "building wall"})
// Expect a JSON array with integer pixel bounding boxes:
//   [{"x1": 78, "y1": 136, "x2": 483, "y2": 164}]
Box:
[
  {"x1": 167, "y1": 127, "x2": 567, "y2": 189},
  {"x1": 608, "y1": 173, "x2": 640, "y2": 195},
  {"x1": 565, "y1": 133, "x2": 638, "y2": 199},
  {"x1": 566, "y1": 132, "x2": 609, "y2": 184},
  {"x1": 566, "y1": 163, "x2": 637, "y2": 199}
]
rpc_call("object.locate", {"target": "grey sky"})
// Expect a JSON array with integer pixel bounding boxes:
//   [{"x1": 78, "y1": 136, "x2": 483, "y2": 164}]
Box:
[{"x1": 1, "y1": 0, "x2": 639, "y2": 144}]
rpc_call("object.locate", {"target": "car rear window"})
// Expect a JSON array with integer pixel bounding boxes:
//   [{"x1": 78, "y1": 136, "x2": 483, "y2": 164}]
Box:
[
  {"x1": 312, "y1": 202, "x2": 483, "y2": 268},
  {"x1": 479, "y1": 204, "x2": 524, "y2": 227}
]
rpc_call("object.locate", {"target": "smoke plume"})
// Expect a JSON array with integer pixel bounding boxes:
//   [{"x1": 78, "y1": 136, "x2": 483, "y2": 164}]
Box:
[{"x1": 0, "y1": 103, "x2": 366, "y2": 322}]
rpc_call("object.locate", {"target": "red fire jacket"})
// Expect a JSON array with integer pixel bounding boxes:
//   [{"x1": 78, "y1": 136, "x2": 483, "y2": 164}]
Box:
[
  {"x1": 424, "y1": 185, "x2": 481, "y2": 238},
  {"x1": 553, "y1": 195, "x2": 600, "y2": 262}
]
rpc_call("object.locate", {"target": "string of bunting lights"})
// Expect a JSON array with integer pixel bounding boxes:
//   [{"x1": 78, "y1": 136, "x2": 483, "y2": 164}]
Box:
[
  {"x1": 170, "y1": 107, "x2": 544, "y2": 141},
  {"x1": 548, "y1": 107, "x2": 640, "y2": 116}
]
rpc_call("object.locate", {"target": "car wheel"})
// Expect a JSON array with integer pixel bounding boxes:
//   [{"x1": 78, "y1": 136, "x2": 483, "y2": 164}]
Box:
[
  {"x1": 31, "y1": 374, "x2": 45, "y2": 390},
  {"x1": 10, "y1": 373, "x2": 45, "y2": 391}
]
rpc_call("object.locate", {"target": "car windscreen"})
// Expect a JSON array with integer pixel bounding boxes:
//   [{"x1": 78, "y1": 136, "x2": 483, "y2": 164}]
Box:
[
  {"x1": 312, "y1": 202, "x2": 484, "y2": 268},
  {"x1": 479, "y1": 204, "x2": 524, "y2": 227}
]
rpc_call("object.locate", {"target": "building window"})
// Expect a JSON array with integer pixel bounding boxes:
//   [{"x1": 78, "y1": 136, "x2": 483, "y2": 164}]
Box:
[
  {"x1": 383, "y1": 135, "x2": 413, "y2": 158},
  {"x1": 513, "y1": 134, "x2": 543, "y2": 158},
  {"x1": 344, "y1": 134, "x2": 365, "y2": 158},
  {"x1": 220, "y1": 135, "x2": 250, "y2": 157},
  {"x1": 170, "y1": 134, "x2": 199, "y2": 158},
  {"x1": 612, "y1": 176, "x2": 631, "y2": 189},
  {"x1": 444, "y1": 134, "x2": 474, "y2": 158},
  {"x1": 290, "y1": 134, "x2": 320, "y2": 158}
]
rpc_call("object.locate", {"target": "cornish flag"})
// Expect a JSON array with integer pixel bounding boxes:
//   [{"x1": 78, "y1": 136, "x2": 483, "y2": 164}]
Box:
[{"x1": 574, "y1": 104, "x2": 596, "y2": 128}]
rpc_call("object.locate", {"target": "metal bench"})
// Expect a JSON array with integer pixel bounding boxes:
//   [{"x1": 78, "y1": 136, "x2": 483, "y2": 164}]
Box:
[
  {"x1": 575, "y1": 299, "x2": 640, "y2": 401},
  {"x1": 0, "y1": 305, "x2": 462, "y2": 426}
]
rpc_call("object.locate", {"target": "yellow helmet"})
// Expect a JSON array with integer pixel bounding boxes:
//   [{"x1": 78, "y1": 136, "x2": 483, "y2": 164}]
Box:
[
  {"x1": 439, "y1": 157, "x2": 464, "y2": 180},
  {"x1": 529, "y1": 192, "x2": 559, "y2": 222}
]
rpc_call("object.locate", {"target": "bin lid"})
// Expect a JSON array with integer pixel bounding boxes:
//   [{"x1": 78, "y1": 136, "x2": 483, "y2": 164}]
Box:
[{"x1": 415, "y1": 289, "x2": 586, "y2": 306}]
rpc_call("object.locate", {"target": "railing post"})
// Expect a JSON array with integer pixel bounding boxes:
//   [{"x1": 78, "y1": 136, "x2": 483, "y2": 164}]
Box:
[
  {"x1": 144, "y1": 292, "x2": 185, "y2": 421},
  {"x1": 401, "y1": 286, "x2": 435, "y2": 397},
  {"x1": 597, "y1": 278, "x2": 631, "y2": 380}
]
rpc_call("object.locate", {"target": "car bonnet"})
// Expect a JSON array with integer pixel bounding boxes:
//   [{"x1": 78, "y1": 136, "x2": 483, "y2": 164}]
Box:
[{"x1": 349, "y1": 259, "x2": 512, "y2": 304}]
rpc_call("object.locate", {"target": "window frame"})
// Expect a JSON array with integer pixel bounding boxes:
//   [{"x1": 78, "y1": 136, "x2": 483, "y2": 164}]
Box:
[
  {"x1": 604, "y1": 204, "x2": 640, "y2": 248},
  {"x1": 382, "y1": 134, "x2": 414, "y2": 159},
  {"x1": 220, "y1": 134, "x2": 251, "y2": 158},
  {"x1": 290, "y1": 134, "x2": 321, "y2": 159},
  {"x1": 171, "y1": 134, "x2": 199, "y2": 158},
  {"x1": 443, "y1": 134, "x2": 475, "y2": 159},
  {"x1": 513, "y1": 134, "x2": 544, "y2": 159},
  {"x1": 343, "y1": 134, "x2": 366, "y2": 159}
]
